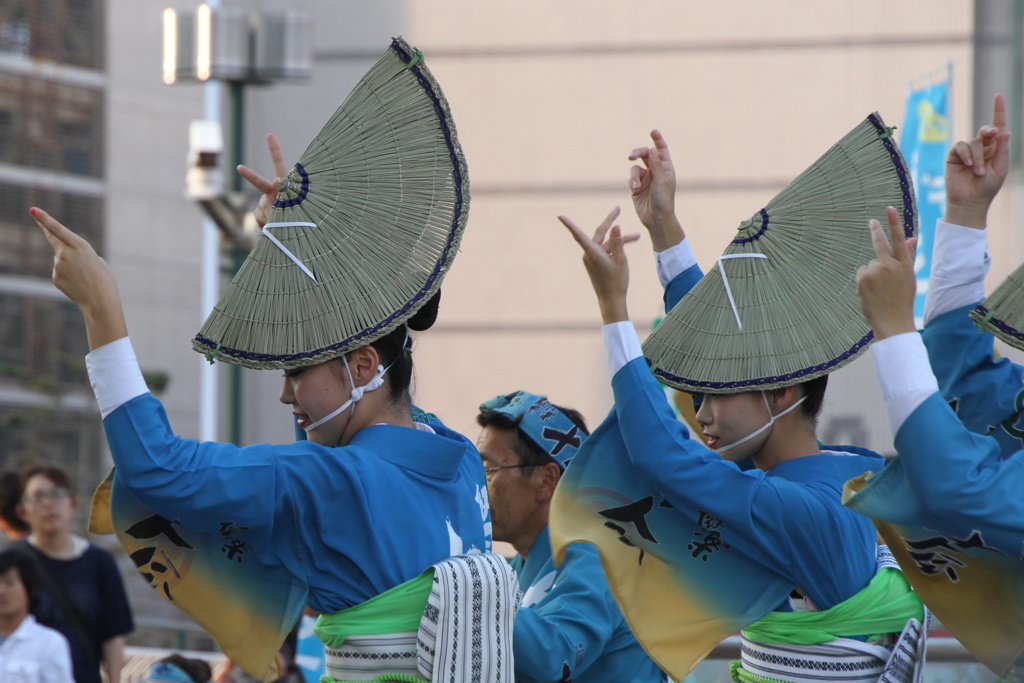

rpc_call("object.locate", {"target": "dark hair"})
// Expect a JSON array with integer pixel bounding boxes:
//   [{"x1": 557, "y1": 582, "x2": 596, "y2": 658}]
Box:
[
  {"x1": 0, "y1": 471, "x2": 28, "y2": 534},
  {"x1": 476, "y1": 402, "x2": 590, "y2": 469},
  {"x1": 365, "y1": 290, "x2": 441, "y2": 402},
  {"x1": 0, "y1": 547, "x2": 42, "y2": 613},
  {"x1": 154, "y1": 654, "x2": 212, "y2": 683},
  {"x1": 797, "y1": 375, "x2": 829, "y2": 422},
  {"x1": 18, "y1": 463, "x2": 74, "y2": 501}
]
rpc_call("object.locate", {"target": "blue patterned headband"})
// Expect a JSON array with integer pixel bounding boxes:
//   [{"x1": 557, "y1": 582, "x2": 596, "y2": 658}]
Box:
[
  {"x1": 145, "y1": 662, "x2": 195, "y2": 683},
  {"x1": 478, "y1": 391, "x2": 585, "y2": 469}
]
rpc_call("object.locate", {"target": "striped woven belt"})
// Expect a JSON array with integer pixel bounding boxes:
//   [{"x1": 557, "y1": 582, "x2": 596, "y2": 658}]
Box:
[
  {"x1": 324, "y1": 631, "x2": 423, "y2": 682},
  {"x1": 737, "y1": 636, "x2": 892, "y2": 683}
]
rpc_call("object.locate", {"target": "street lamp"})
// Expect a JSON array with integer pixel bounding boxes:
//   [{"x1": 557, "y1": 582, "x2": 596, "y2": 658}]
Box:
[{"x1": 163, "y1": 3, "x2": 311, "y2": 445}]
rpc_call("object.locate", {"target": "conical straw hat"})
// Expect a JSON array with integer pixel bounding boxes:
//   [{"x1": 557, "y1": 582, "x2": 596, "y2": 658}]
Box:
[
  {"x1": 970, "y1": 263, "x2": 1024, "y2": 352},
  {"x1": 192, "y1": 37, "x2": 469, "y2": 369},
  {"x1": 643, "y1": 113, "x2": 916, "y2": 394}
]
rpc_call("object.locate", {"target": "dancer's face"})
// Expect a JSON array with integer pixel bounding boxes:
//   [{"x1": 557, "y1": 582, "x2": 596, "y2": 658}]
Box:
[
  {"x1": 279, "y1": 359, "x2": 353, "y2": 446},
  {"x1": 695, "y1": 391, "x2": 771, "y2": 462}
]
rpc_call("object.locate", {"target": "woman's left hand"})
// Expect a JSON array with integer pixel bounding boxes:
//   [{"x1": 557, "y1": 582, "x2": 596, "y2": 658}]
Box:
[
  {"x1": 856, "y1": 206, "x2": 918, "y2": 340},
  {"x1": 558, "y1": 206, "x2": 639, "y2": 325},
  {"x1": 237, "y1": 132, "x2": 290, "y2": 229},
  {"x1": 30, "y1": 207, "x2": 128, "y2": 349}
]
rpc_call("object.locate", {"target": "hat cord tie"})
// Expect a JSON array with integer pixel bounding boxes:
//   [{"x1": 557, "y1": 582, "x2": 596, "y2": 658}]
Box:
[
  {"x1": 262, "y1": 221, "x2": 319, "y2": 282},
  {"x1": 717, "y1": 253, "x2": 768, "y2": 330}
]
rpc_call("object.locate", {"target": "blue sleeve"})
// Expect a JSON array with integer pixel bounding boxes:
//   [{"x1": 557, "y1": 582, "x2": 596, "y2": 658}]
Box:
[
  {"x1": 512, "y1": 543, "x2": 620, "y2": 683},
  {"x1": 663, "y1": 264, "x2": 704, "y2": 312},
  {"x1": 922, "y1": 304, "x2": 1024, "y2": 454},
  {"x1": 611, "y1": 358, "x2": 857, "y2": 575},
  {"x1": 610, "y1": 358, "x2": 794, "y2": 565},
  {"x1": 104, "y1": 394, "x2": 280, "y2": 535},
  {"x1": 893, "y1": 392, "x2": 1024, "y2": 551},
  {"x1": 611, "y1": 359, "x2": 878, "y2": 609}
]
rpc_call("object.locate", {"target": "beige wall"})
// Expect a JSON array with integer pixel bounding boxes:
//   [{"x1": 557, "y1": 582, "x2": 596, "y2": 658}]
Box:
[{"x1": 109, "y1": 1, "x2": 1015, "y2": 461}]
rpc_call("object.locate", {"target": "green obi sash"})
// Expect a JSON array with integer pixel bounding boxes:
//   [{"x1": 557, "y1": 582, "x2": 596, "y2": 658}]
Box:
[
  {"x1": 315, "y1": 571, "x2": 434, "y2": 683},
  {"x1": 315, "y1": 571, "x2": 433, "y2": 648},
  {"x1": 741, "y1": 567, "x2": 923, "y2": 645}
]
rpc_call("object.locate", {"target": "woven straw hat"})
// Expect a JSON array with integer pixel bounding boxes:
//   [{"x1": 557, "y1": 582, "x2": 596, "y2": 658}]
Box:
[
  {"x1": 970, "y1": 264, "x2": 1024, "y2": 351},
  {"x1": 192, "y1": 37, "x2": 469, "y2": 369},
  {"x1": 643, "y1": 113, "x2": 917, "y2": 394}
]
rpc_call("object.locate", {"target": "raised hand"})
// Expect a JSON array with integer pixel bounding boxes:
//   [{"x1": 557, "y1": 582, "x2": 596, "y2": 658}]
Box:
[
  {"x1": 30, "y1": 207, "x2": 127, "y2": 350},
  {"x1": 856, "y1": 207, "x2": 919, "y2": 340},
  {"x1": 237, "y1": 133, "x2": 290, "y2": 229},
  {"x1": 558, "y1": 206, "x2": 640, "y2": 324},
  {"x1": 945, "y1": 94, "x2": 1011, "y2": 229},
  {"x1": 628, "y1": 129, "x2": 684, "y2": 251}
]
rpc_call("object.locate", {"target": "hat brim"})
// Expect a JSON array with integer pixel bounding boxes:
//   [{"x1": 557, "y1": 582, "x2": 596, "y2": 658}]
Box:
[
  {"x1": 193, "y1": 37, "x2": 469, "y2": 369},
  {"x1": 970, "y1": 260, "x2": 1024, "y2": 352},
  {"x1": 643, "y1": 113, "x2": 916, "y2": 393}
]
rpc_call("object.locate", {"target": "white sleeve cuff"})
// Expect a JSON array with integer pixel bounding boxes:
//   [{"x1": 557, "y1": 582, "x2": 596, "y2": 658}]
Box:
[
  {"x1": 654, "y1": 238, "x2": 698, "y2": 287},
  {"x1": 85, "y1": 337, "x2": 150, "y2": 419},
  {"x1": 923, "y1": 219, "x2": 990, "y2": 324},
  {"x1": 869, "y1": 332, "x2": 939, "y2": 434},
  {"x1": 602, "y1": 321, "x2": 643, "y2": 378}
]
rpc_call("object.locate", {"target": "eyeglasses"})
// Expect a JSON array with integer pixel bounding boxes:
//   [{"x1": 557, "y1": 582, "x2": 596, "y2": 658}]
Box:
[
  {"x1": 483, "y1": 464, "x2": 534, "y2": 476},
  {"x1": 22, "y1": 488, "x2": 71, "y2": 506}
]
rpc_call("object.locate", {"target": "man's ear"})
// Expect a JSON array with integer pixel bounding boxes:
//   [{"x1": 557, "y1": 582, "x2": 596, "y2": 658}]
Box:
[{"x1": 535, "y1": 462, "x2": 562, "y2": 503}]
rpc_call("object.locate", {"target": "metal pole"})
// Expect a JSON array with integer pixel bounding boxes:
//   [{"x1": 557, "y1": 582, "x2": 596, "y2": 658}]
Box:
[
  {"x1": 225, "y1": 79, "x2": 245, "y2": 445},
  {"x1": 199, "y1": 85, "x2": 221, "y2": 443}
]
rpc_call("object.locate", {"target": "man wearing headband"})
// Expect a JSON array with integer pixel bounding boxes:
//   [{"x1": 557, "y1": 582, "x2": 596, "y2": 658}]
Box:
[
  {"x1": 476, "y1": 392, "x2": 662, "y2": 683},
  {"x1": 851, "y1": 96, "x2": 1024, "y2": 680}
]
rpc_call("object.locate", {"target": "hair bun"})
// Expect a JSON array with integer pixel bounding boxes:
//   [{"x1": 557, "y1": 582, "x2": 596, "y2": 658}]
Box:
[{"x1": 408, "y1": 290, "x2": 441, "y2": 331}]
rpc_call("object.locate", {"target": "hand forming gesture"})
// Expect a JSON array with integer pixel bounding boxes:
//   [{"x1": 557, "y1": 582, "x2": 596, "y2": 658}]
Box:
[
  {"x1": 30, "y1": 207, "x2": 127, "y2": 350},
  {"x1": 945, "y1": 94, "x2": 1011, "y2": 229},
  {"x1": 856, "y1": 207, "x2": 919, "y2": 340},
  {"x1": 237, "y1": 133, "x2": 290, "y2": 229},
  {"x1": 558, "y1": 207, "x2": 639, "y2": 325},
  {"x1": 628, "y1": 130, "x2": 685, "y2": 251}
]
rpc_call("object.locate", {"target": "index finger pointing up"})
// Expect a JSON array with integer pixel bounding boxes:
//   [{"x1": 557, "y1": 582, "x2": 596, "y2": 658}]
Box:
[
  {"x1": 880, "y1": 206, "x2": 911, "y2": 263},
  {"x1": 650, "y1": 129, "x2": 671, "y2": 162},
  {"x1": 267, "y1": 133, "x2": 288, "y2": 179},
  {"x1": 992, "y1": 93, "x2": 1007, "y2": 133},
  {"x1": 30, "y1": 207, "x2": 77, "y2": 250}
]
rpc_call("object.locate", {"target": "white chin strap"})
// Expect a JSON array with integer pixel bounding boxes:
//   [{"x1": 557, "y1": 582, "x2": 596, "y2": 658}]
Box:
[
  {"x1": 303, "y1": 357, "x2": 388, "y2": 433},
  {"x1": 714, "y1": 392, "x2": 808, "y2": 455}
]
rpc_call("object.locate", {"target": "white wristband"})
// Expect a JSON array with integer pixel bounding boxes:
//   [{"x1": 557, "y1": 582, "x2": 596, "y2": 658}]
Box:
[
  {"x1": 870, "y1": 332, "x2": 939, "y2": 433},
  {"x1": 85, "y1": 337, "x2": 149, "y2": 419},
  {"x1": 602, "y1": 321, "x2": 643, "y2": 378}
]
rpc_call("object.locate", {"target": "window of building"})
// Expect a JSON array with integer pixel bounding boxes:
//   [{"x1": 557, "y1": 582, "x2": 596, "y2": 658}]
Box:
[
  {"x1": 0, "y1": 74, "x2": 104, "y2": 177},
  {"x1": 0, "y1": 0, "x2": 104, "y2": 69}
]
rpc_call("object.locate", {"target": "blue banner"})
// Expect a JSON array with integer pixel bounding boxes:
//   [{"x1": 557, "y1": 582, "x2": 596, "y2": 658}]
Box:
[{"x1": 900, "y1": 79, "x2": 950, "y2": 326}]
